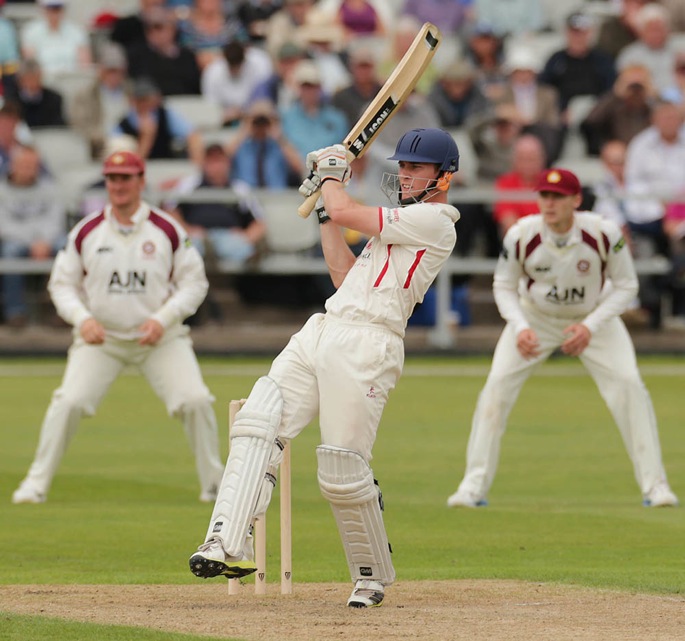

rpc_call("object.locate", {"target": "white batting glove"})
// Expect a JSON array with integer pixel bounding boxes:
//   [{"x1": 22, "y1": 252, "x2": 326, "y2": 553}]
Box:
[
  {"x1": 305, "y1": 148, "x2": 323, "y2": 172},
  {"x1": 298, "y1": 170, "x2": 322, "y2": 198},
  {"x1": 316, "y1": 144, "x2": 350, "y2": 185}
]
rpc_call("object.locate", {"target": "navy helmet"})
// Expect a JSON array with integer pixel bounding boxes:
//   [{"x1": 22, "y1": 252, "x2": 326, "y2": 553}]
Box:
[{"x1": 387, "y1": 128, "x2": 460, "y2": 173}]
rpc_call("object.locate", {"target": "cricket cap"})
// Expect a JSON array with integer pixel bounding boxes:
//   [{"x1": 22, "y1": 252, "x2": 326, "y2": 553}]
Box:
[
  {"x1": 102, "y1": 151, "x2": 146, "y2": 176},
  {"x1": 534, "y1": 168, "x2": 581, "y2": 196}
]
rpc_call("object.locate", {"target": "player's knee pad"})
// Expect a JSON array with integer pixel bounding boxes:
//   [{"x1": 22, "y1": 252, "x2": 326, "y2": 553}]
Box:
[
  {"x1": 206, "y1": 376, "x2": 283, "y2": 555},
  {"x1": 317, "y1": 445, "x2": 395, "y2": 585}
]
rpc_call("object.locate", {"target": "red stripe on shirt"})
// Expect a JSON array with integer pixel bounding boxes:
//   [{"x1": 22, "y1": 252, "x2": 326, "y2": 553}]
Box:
[
  {"x1": 524, "y1": 233, "x2": 542, "y2": 259},
  {"x1": 403, "y1": 248, "x2": 426, "y2": 288},
  {"x1": 374, "y1": 244, "x2": 392, "y2": 287},
  {"x1": 75, "y1": 211, "x2": 105, "y2": 254},
  {"x1": 149, "y1": 210, "x2": 180, "y2": 252}
]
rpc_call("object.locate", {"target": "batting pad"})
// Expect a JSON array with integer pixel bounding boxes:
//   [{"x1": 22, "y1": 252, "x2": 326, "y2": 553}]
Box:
[
  {"x1": 206, "y1": 377, "x2": 283, "y2": 556},
  {"x1": 317, "y1": 445, "x2": 395, "y2": 585}
]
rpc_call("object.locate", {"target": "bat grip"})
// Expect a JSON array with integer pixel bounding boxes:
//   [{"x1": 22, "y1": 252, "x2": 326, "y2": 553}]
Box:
[{"x1": 297, "y1": 190, "x2": 321, "y2": 218}]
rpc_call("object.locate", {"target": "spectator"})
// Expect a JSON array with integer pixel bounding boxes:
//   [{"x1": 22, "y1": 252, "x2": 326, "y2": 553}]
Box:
[
  {"x1": 492, "y1": 133, "x2": 547, "y2": 237},
  {"x1": 113, "y1": 77, "x2": 204, "y2": 164},
  {"x1": 662, "y1": 0, "x2": 685, "y2": 33},
  {"x1": 237, "y1": 0, "x2": 282, "y2": 44},
  {"x1": 280, "y1": 60, "x2": 348, "y2": 162},
  {"x1": 663, "y1": 198, "x2": 685, "y2": 320},
  {"x1": 110, "y1": 0, "x2": 166, "y2": 51},
  {"x1": 401, "y1": 0, "x2": 473, "y2": 36},
  {"x1": 20, "y1": 0, "x2": 92, "y2": 82},
  {"x1": 265, "y1": 0, "x2": 316, "y2": 60},
  {"x1": 0, "y1": 0, "x2": 20, "y2": 97},
  {"x1": 0, "y1": 100, "x2": 23, "y2": 176},
  {"x1": 379, "y1": 15, "x2": 439, "y2": 95},
  {"x1": 468, "y1": 102, "x2": 525, "y2": 181},
  {"x1": 168, "y1": 143, "x2": 266, "y2": 265},
  {"x1": 498, "y1": 46, "x2": 563, "y2": 163},
  {"x1": 249, "y1": 41, "x2": 306, "y2": 111},
  {"x1": 593, "y1": 139, "x2": 632, "y2": 237},
  {"x1": 69, "y1": 43, "x2": 130, "y2": 160},
  {"x1": 126, "y1": 6, "x2": 202, "y2": 96},
  {"x1": 330, "y1": 40, "x2": 383, "y2": 128},
  {"x1": 596, "y1": 0, "x2": 650, "y2": 60},
  {"x1": 429, "y1": 58, "x2": 490, "y2": 129},
  {"x1": 335, "y1": 0, "x2": 386, "y2": 40},
  {"x1": 177, "y1": 0, "x2": 246, "y2": 70},
  {"x1": 226, "y1": 99, "x2": 304, "y2": 188},
  {"x1": 472, "y1": 0, "x2": 545, "y2": 37},
  {"x1": 539, "y1": 11, "x2": 616, "y2": 114},
  {"x1": 663, "y1": 49, "x2": 685, "y2": 108},
  {"x1": 616, "y1": 3, "x2": 679, "y2": 93},
  {"x1": 10, "y1": 150, "x2": 224, "y2": 504},
  {"x1": 580, "y1": 64, "x2": 655, "y2": 157},
  {"x1": 0, "y1": 145, "x2": 65, "y2": 327},
  {"x1": 7, "y1": 58, "x2": 66, "y2": 128},
  {"x1": 201, "y1": 40, "x2": 273, "y2": 127},
  {"x1": 623, "y1": 98, "x2": 685, "y2": 257},
  {"x1": 623, "y1": 98, "x2": 685, "y2": 325},
  {"x1": 463, "y1": 21, "x2": 507, "y2": 103},
  {"x1": 296, "y1": 9, "x2": 351, "y2": 97}
]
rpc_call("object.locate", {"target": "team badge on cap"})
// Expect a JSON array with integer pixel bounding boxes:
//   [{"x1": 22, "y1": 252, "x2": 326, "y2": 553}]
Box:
[
  {"x1": 534, "y1": 168, "x2": 581, "y2": 196},
  {"x1": 102, "y1": 150, "x2": 146, "y2": 176}
]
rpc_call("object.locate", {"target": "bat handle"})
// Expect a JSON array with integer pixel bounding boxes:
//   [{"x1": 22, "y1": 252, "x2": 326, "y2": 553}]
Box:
[{"x1": 297, "y1": 190, "x2": 321, "y2": 218}]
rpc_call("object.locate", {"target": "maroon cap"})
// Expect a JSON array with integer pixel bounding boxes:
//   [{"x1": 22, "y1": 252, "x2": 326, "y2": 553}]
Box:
[
  {"x1": 534, "y1": 168, "x2": 581, "y2": 196},
  {"x1": 102, "y1": 151, "x2": 145, "y2": 176}
]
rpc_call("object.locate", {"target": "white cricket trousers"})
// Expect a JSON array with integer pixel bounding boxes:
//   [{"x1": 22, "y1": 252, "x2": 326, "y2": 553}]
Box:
[
  {"x1": 20, "y1": 326, "x2": 223, "y2": 497},
  {"x1": 457, "y1": 308, "x2": 670, "y2": 500},
  {"x1": 267, "y1": 313, "x2": 404, "y2": 461}
]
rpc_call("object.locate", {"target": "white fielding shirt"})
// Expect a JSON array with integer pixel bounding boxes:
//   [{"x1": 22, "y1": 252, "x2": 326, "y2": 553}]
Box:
[
  {"x1": 325, "y1": 201, "x2": 460, "y2": 336},
  {"x1": 494, "y1": 212, "x2": 638, "y2": 335},
  {"x1": 49, "y1": 203, "x2": 208, "y2": 340}
]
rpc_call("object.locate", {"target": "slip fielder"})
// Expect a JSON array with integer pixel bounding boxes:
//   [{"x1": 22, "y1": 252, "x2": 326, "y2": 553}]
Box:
[
  {"x1": 12, "y1": 151, "x2": 223, "y2": 505},
  {"x1": 447, "y1": 168, "x2": 678, "y2": 509}
]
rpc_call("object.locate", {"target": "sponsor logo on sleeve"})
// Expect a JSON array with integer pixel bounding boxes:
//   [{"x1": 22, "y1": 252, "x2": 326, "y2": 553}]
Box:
[{"x1": 613, "y1": 237, "x2": 626, "y2": 253}]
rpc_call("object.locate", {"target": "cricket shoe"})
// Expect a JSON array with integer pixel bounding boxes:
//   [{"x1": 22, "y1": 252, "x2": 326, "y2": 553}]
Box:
[
  {"x1": 12, "y1": 482, "x2": 46, "y2": 505},
  {"x1": 198, "y1": 485, "x2": 218, "y2": 503},
  {"x1": 446, "y1": 488, "x2": 488, "y2": 508},
  {"x1": 643, "y1": 483, "x2": 679, "y2": 507},
  {"x1": 189, "y1": 538, "x2": 257, "y2": 579},
  {"x1": 347, "y1": 579, "x2": 385, "y2": 608}
]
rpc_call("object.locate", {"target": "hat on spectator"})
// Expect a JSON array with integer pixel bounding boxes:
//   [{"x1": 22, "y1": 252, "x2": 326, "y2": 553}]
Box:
[
  {"x1": 127, "y1": 76, "x2": 161, "y2": 99},
  {"x1": 534, "y1": 168, "x2": 581, "y2": 195},
  {"x1": 277, "y1": 42, "x2": 305, "y2": 61},
  {"x1": 469, "y1": 21, "x2": 500, "y2": 38},
  {"x1": 103, "y1": 151, "x2": 146, "y2": 176},
  {"x1": 440, "y1": 59, "x2": 476, "y2": 82},
  {"x1": 292, "y1": 60, "x2": 321, "y2": 86},
  {"x1": 99, "y1": 43, "x2": 127, "y2": 70},
  {"x1": 566, "y1": 11, "x2": 594, "y2": 31},
  {"x1": 505, "y1": 47, "x2": 541, "y2": 74},
  {"x1": 103, "y1": 134, "x2": 138, "y2": 158},
  {"x1": 39, "y1": 0, "x2": 67, "y2": 7}
]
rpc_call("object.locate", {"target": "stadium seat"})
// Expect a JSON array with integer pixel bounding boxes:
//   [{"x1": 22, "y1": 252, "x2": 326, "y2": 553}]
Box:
[
  {"x1": 165, "y1": 95, "x2": 224, "y2": 132},
  {"x1": 31, "y1": 127, "x2": 91, "y2": 176}
]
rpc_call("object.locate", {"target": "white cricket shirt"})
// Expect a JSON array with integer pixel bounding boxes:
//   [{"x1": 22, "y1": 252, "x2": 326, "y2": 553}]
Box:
[
  {"x1": 325, "y1": 201, "x2": 460, "y2": 336},
  {"x1": 48, "y1": 203, "x2": 208, "y2": 340},
  {"x1": 494, "y1": 212, "x2": 639, "y2": 335}
]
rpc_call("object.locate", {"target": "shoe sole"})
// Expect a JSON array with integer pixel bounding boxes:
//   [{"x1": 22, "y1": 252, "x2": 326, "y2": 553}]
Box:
[
  {"x1": 446, "y1": 498, "x2": 488, "y2": 508},
  {"x1": 189, "y1": 554, "x2": 257, "y2": 579}
]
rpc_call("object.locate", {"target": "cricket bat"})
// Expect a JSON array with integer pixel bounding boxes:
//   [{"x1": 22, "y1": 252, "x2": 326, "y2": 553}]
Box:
[{"x1": 297, "y1": 22, "x2": 441, "y2": 218}]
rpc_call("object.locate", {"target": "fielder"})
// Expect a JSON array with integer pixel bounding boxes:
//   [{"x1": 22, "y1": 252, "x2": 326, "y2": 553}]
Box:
[
  {"x1": 12, "y1": 151, "x2": 224, "y2": 505},
  {"x1": 189, "y1": 128, "x2": 461, "y2": 607},
  {"x1": 447, "y1": 168, "x2": 678, "y2": 509}
]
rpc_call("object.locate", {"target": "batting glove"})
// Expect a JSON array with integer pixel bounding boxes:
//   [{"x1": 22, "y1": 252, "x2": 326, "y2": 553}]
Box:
[
  {"x1": 316, "y1": 144, "x2": 350, "y2": 185},
  {"x1": 298, "y1": 170, "x2": 322, "y2": 198}
]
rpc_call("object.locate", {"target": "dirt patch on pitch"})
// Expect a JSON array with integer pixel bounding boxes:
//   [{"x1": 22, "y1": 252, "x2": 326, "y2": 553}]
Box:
[{"x1": 1, "y1": 581, "x2": 684, "y2": 641}]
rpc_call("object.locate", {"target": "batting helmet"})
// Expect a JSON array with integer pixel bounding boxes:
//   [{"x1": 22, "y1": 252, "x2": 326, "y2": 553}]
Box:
[{"x1": 387, "y1": 128, "x2": 460, "y2": 173}]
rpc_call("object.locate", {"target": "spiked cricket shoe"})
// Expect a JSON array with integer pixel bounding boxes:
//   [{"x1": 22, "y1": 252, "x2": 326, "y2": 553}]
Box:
[
  {"x1": 12, "y1": 483, "x2": 46, "y2": 504},
  {"x1": 347, "y1": 579, "x2": 385, "y2": 608},
  {"x1": 643, "y1": 483, "x2": 679, "y2": 507},
  {"x1": 189, "y1": 538, "x2": 257, "y2": 579},
  {"x1": 446, "y1": 488, "x2": 488, "y2": 508}
]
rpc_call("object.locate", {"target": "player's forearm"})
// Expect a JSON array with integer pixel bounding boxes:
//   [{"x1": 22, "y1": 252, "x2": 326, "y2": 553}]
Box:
[
  {"x1": 321, "y1": 181, "x2": 380, "y2": 238},
  {"x1": 320, "y1": 221, "x2": 356, "y2": 289}
]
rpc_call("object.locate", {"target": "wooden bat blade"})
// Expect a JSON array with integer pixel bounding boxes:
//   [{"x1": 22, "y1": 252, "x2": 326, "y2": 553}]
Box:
[{"x1": 297, "y1": 22, "x2": 441, "y2": 218}]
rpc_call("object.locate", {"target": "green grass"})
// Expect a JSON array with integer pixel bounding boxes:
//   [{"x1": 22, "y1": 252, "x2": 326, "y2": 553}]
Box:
[{"x1": 0, "y1": 356, "x2": 684, "y2": 638}]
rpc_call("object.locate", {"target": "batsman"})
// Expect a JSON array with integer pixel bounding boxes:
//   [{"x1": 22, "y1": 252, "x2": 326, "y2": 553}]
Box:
[{"x1": 189, "y1": 128, "x2": 461, "y2": 607}]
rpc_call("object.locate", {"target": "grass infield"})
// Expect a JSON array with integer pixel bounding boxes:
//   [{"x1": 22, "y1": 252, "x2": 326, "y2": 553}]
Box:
[{"x1": 1, "y1": 356, "x2": 683, "y2": 640}]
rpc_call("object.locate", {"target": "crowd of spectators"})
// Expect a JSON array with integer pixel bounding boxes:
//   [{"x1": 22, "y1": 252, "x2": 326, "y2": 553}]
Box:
[{"x1": 2, "y1": 0, "x2": 685, "y2": 330}]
